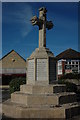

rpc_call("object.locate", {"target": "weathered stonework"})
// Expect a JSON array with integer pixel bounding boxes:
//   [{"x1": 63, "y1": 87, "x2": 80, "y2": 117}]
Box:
[
  {"x1": 27, "y1": 47, "x2": 57, "y2": 85},
  {"x1": 2, "y1": 84, "x2": 80, "y2": 119},
  {"x1": 27, "y1": 7, "x2": 56, "y2": 85}
]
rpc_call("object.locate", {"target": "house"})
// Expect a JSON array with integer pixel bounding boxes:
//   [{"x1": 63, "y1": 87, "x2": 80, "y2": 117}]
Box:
[
  {"x1": 1, "y1": 48, "x2": 80, "y2": 80},
  {"x1": 56, "y1": 48, "x2": 80, "y2": 78},
  {"x1": 0, "y1": 50, "x2": 26, "y2": 75}
]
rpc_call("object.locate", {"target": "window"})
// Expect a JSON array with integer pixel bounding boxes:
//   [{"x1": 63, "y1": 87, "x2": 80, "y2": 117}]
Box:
[
  {"x1": 58, "y1": 66, "x2": 62, "y2": 70},
  {"x1": 72, "y1": 61, "x2": 74, "y2": 64},
  {"x1": 12, "y1": 59, "x2": 15, "y2": 62},
  {"x1": 76, "y1": 62, "x2": 78, "y2": 64},
  {"x1": 65, "y1": 65, "x2": 71, "y2": 69},
  {"x1": 72, "y1": 65, "x2": 74, "y2": 68},
  {"x1": 69, "y1": 62, "x2": 71, "y2": 64},
  {"x1": 58, "y1": 62, "x2": 62, "y2": 75}
]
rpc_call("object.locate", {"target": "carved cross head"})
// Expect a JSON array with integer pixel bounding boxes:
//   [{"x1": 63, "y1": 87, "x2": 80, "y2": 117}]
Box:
[
  {"x1": 39, "y1": 7, "x2": 47, "y2": 21},
  {"x1": 30, "y1": 16, "x2": 39, "y2": 26}
]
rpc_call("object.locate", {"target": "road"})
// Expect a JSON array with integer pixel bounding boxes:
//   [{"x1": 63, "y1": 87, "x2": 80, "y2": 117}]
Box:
[{"x1": 0, "y1": 86, "x2": 10, "y2": 120}]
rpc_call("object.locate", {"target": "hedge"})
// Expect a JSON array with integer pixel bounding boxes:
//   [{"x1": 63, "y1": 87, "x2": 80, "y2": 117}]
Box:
[
  {"x1": 9, "y1": 77, "x2": 26, "y2": 94},
  {"x1": 58, "y1": 79, "x2": 77, "y2": 93},
  {"x1": 59, "y1": 73, "x2": 80, "y2": 80}
]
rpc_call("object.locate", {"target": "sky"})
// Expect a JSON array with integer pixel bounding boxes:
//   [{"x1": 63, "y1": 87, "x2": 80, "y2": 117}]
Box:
[{"x1": 2, "y1": 2, "x2": 79, "y2": 60}]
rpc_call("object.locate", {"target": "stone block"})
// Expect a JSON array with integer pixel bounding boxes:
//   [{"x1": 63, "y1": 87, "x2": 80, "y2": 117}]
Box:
[
  {"x1": 20, "y1": 84, "x2": 66, "y2": 94},
  {"x1": 11, "y1": 92, "x2": 77, "y2": 106},
  {"x1": 2, "y1": 99, "x2": 80, "y2": 119}
]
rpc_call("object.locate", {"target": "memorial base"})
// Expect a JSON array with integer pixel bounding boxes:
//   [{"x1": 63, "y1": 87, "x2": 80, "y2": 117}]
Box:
[
  {"x1": 27, "y1": 47, "x2": 57, "y2": 85},
  {"x1": 2, "y1": 84, "x2": 80, "y2": 119}
]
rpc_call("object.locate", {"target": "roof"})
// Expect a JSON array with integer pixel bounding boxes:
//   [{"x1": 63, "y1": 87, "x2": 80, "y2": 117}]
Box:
[
  {"x1": 56, "y1": 48, "x2": 80, "y2": 60},
  {"x1": 0, "y1": 50, "x2": 26, "y2": 62}
]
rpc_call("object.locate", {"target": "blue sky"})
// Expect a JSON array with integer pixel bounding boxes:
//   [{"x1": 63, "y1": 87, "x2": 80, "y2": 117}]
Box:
[{"x1": 2, "y1": 2, "x2": 79, "y2": 60}]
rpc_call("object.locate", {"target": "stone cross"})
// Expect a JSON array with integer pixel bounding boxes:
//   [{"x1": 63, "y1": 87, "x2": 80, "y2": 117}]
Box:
[{"x1": 31, "y1": 7, "x2": 53, "y2": 48}]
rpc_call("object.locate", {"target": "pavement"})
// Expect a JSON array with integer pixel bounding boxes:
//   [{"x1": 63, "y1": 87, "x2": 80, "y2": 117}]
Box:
[{"x1": 0, "y1": 86, "x2": 10, "y2": 120}]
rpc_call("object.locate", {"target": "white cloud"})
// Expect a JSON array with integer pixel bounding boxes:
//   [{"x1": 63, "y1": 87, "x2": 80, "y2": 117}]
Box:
[{"x1": 3, "y1": 3, "x2": 33, "y2": 37}]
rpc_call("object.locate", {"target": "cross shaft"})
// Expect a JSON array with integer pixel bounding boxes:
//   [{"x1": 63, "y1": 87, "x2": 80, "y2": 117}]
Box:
[{"x1": 31, "y1": 7, "x2": 53, "y2": 48}]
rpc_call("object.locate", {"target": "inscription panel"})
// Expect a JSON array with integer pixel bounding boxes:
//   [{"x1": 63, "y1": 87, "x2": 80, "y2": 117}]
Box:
[
  {"x1": 27, "y1": 59, "x2": 35, "y2": 80},
  {"x1": 37, "y1": 59, "x2": 48, "y2": 81}
]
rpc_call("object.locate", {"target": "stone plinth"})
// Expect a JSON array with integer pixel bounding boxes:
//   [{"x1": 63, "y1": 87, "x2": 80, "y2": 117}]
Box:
[
  {"x1": 11, "y1": 92, "x2": 77, "y2": 106},
  {"x1": 27, "y1": 47, "x2": 57, "y2": 85},
  {"x1": 2, "y1": 84, "x2": 80, "y2": 119},
  {"x1": 20, "y1": 84, "x2": 66, "y2": 94},
  {"x1": 3, "y1": 100, "x2": 80, "y2": 119}
]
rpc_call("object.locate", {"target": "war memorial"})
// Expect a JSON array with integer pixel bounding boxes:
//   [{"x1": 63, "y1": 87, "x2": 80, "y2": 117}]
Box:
[{"x1": 2, "y1": 7, "x2": 80, "y2": 119}]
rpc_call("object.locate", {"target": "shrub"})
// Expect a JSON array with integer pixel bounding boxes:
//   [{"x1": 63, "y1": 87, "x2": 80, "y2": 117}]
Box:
[
  {"x1": 59, "y1": 73, "x2": 80, "y2": 80},
  {"x1": 65, "y1": 82, "x2": 77, "y2": 92},
  {"x1": 58, "y1": 79, "x2": 77, "y2": 93},
  {"x1": 2, "y1": 74, "x2": 12, "y2": 85},
  {"x1": 9, "y1": 77, "x2": 26, "y2": 94}
]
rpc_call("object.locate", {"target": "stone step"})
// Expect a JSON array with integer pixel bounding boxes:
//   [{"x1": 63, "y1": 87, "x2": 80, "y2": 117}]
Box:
[
  {"x1": 11, "y1": 92, "x2": 77, "y2": 106},
  {"x1": 2, "y1": 99, "x2": 80, "y2": 119},
  {"x1": 20, "y1": 84, "x2": 66, "y2": 94}
]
